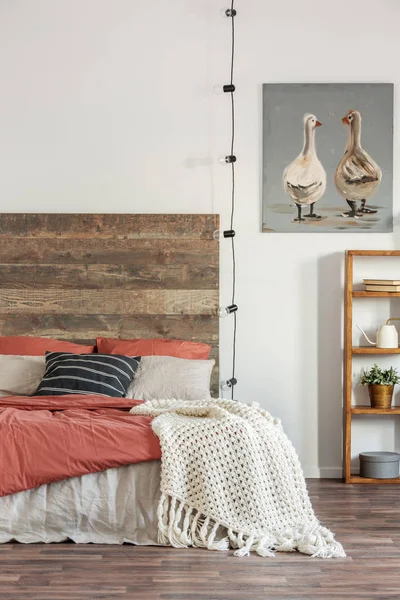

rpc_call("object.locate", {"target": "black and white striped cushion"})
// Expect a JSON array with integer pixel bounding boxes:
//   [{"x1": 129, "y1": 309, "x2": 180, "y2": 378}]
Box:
[{"x1": 33, "y1": 352, "x2": 141, "y2": 397}]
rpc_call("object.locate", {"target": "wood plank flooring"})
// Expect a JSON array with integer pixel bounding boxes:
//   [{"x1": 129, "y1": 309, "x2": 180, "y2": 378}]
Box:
[{"x1": 1, "y1": 479, "x2": 400, "y2": 599}]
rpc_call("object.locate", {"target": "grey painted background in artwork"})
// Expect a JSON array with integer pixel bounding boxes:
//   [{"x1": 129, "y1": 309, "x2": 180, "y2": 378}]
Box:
[{"x1": 262, "y1": 83, "x2": 393, "y2": 233}]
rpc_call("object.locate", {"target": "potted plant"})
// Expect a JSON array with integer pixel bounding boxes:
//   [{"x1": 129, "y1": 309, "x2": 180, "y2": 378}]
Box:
[{"x1": 359, "y1": 364, "x2": 400, "y2": 408}]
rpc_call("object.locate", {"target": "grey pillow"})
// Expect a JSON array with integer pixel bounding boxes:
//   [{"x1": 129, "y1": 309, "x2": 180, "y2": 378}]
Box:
[
  {"x1": 127, "y1": 356, "x2": 214, "y2": 401},
  {"x1": 0, "y1": 355, "x2": 45, "y2": 396}
]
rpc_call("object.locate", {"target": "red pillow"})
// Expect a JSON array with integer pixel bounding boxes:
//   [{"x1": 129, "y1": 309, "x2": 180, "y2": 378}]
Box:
[
  {"x1": 96, "y1": 337, "x2": 211, "y2": 359},
  {"x1": 0, "y1": 336, "x2": 95, "y2": 356}
]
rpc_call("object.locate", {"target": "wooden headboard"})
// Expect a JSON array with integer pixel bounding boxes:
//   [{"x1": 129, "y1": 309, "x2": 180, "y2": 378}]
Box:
[{"x1": 0, "y1": 213, "x2": 219, "y2": 393}]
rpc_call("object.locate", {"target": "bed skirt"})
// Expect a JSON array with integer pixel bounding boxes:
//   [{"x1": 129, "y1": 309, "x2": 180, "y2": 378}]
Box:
[{"x1": 0, "y1": 461, "x2": 162, "y2": 545}]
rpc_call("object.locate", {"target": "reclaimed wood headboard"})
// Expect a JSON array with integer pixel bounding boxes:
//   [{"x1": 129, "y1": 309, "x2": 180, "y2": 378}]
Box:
[{"x1": 0, "y1": 214, "x2": 219, "y2": 393}]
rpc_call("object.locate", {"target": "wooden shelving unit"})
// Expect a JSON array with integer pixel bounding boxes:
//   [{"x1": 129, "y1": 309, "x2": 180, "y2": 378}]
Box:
[{"x1": 344, "y1": 250, "x2": 400, "y2": 484}]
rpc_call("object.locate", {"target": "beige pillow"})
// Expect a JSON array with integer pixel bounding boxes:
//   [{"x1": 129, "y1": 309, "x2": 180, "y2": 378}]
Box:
[
  {"x1": 127, "y1": 355, "x2": 214, "y2": 401},
  {"x1": 0, "y1": 355, "x2": 45, "y2": 396}
]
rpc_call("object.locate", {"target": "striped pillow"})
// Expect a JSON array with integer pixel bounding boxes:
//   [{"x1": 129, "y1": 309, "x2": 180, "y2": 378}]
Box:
[{"x1": 33, "y1": 352, "x2": 140, "y2": 397}]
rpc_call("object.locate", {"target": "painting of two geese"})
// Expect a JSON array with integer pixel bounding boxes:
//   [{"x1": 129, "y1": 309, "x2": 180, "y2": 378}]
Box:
[{"x1": 262, "y1": 83, "x2": 393, "y2": 232}]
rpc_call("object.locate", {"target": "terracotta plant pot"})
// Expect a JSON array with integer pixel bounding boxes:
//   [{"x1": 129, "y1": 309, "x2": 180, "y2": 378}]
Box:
[{"x1": 368, "y1": 384, "x2": 394, "y2": 409}]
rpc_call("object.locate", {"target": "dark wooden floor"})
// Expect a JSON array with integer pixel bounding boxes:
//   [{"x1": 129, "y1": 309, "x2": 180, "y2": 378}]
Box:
[{"x1": 1, "y1": 479, "x2": 399, "y2": 599}]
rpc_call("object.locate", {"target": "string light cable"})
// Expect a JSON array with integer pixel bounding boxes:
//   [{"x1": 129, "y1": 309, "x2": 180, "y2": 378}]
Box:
[{"x1": 216, "y1": 1, "x2": 237, "y2": 399}]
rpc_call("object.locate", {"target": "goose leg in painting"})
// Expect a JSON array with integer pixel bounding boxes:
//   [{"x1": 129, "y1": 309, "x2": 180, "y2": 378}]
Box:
[
  {"x1": 341, "y1": 199, "x2": 363, "y2": 219},
  {"x1": 359, "y1": 199, "x2": 378, "y2": 214},
  {"x1": 304, "y1": 202, "x2": 322, "y2": 219},
  {"x1": 292, "y1": 204, "x2": 305, "y2": 222}
]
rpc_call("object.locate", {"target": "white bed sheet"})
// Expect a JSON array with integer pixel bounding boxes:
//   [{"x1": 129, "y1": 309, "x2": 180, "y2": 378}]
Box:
[{"x1": 0, "y1": 461, "x2": 162, "y2": 544}]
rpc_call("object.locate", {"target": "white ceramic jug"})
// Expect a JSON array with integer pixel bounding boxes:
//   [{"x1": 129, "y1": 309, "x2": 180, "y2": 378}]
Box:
[{"x1": 356, "y1": 318, "x2": 400, "y2": 349}]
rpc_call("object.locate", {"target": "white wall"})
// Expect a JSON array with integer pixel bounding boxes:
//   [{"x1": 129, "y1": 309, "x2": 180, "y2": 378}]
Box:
[{"x1": 1, "y1": 0, "x2": 399, "y2": 476}]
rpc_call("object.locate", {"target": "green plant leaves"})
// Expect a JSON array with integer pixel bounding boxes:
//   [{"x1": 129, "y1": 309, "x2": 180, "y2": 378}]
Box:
[{"x1": 359, "y1": 363, "x2": 400, "y2": 386}]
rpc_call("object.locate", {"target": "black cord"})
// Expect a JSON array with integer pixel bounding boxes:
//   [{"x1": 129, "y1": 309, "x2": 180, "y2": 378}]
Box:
[{"x1": 228, "y1": 0, "x2": 236, "y2": 400}]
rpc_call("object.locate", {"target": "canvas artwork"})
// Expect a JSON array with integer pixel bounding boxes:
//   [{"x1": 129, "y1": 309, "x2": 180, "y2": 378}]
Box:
[{"x1": 262, "y1": 83, "x2": 393, "y2": 233}]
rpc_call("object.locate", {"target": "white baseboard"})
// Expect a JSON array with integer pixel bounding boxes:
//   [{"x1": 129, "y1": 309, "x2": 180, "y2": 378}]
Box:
[{"x1": 303, "y1": 467, "x2": 343, "y2": 479}]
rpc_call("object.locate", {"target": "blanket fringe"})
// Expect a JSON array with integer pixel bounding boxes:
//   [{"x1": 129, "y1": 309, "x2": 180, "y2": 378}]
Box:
[{"x1": 157, "y1": 494, "x2": 346, "y2": 559}]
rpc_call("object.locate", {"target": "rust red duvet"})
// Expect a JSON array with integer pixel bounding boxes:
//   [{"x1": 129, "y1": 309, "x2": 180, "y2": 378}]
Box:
[{"x1": 0, "y1": 395, "x2": 161, "y2": 497}]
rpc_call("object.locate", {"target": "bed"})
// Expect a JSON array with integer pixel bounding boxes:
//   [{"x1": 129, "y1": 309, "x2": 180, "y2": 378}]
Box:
[{"x1": 0, "y1": 213, "x2": 219, "y2": 544}]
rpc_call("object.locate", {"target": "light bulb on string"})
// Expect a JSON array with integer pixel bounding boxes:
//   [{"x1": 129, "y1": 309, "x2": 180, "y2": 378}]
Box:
[
  {"x1": 219, "y1": 7, "x2": 237, "y2": 17},
  {"x1": 218, "y1": 304, "x2": 238, "y2": 318},
  {"x1": 213, "y1": 229, "x2": 235, "y2": 240},
  {"x1": 221, "y1": 377, "x2": 237, "y2": 391},
  {"x1": 218, "y1": 155, "x2": 237, "y2": 165},
  {"x1": 213, "y1": 83, "x2": 235, "y2": 95}
]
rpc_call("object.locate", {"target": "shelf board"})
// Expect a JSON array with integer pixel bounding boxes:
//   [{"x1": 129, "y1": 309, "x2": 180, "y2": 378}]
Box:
[
  {"x1": 352, "y1": 346, "x2": 400, "y2": 354},
  {"x1": 353, "y1": 291, "x2": 400, "y2": 297},
  {"x1": 347, "y1": 475, "x2": 400, "y2": 484},
  {"x1": 348, "y1": 250, "x2": 400, "y2": 257},
  {"x1": 351, "y1": 405, "x2": 400, "y2": 415}
]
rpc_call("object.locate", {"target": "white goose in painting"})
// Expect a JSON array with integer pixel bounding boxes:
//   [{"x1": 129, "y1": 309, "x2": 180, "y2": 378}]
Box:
[
  {"x1": 335, "y1": 109, "x2": 382, "y2": 218},
  {"x1": 283, "y1": 114, "x2": 326, "y2": 222}
]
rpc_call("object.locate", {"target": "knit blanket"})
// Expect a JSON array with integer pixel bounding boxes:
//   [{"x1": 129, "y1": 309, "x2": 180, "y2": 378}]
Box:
[{"x1": 130, "y1": 398, "x2": 345, "y2": 558}]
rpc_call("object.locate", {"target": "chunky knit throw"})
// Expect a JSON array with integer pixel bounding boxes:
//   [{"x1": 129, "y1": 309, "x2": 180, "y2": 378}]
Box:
[{"x1": 130, "y1": 398, "x2": 345, "y2": 558}]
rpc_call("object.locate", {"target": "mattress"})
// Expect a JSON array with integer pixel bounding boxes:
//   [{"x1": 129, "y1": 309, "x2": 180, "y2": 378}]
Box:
[{"x1": 0, "y1": 460, "x2": 162, "y2": 544}]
